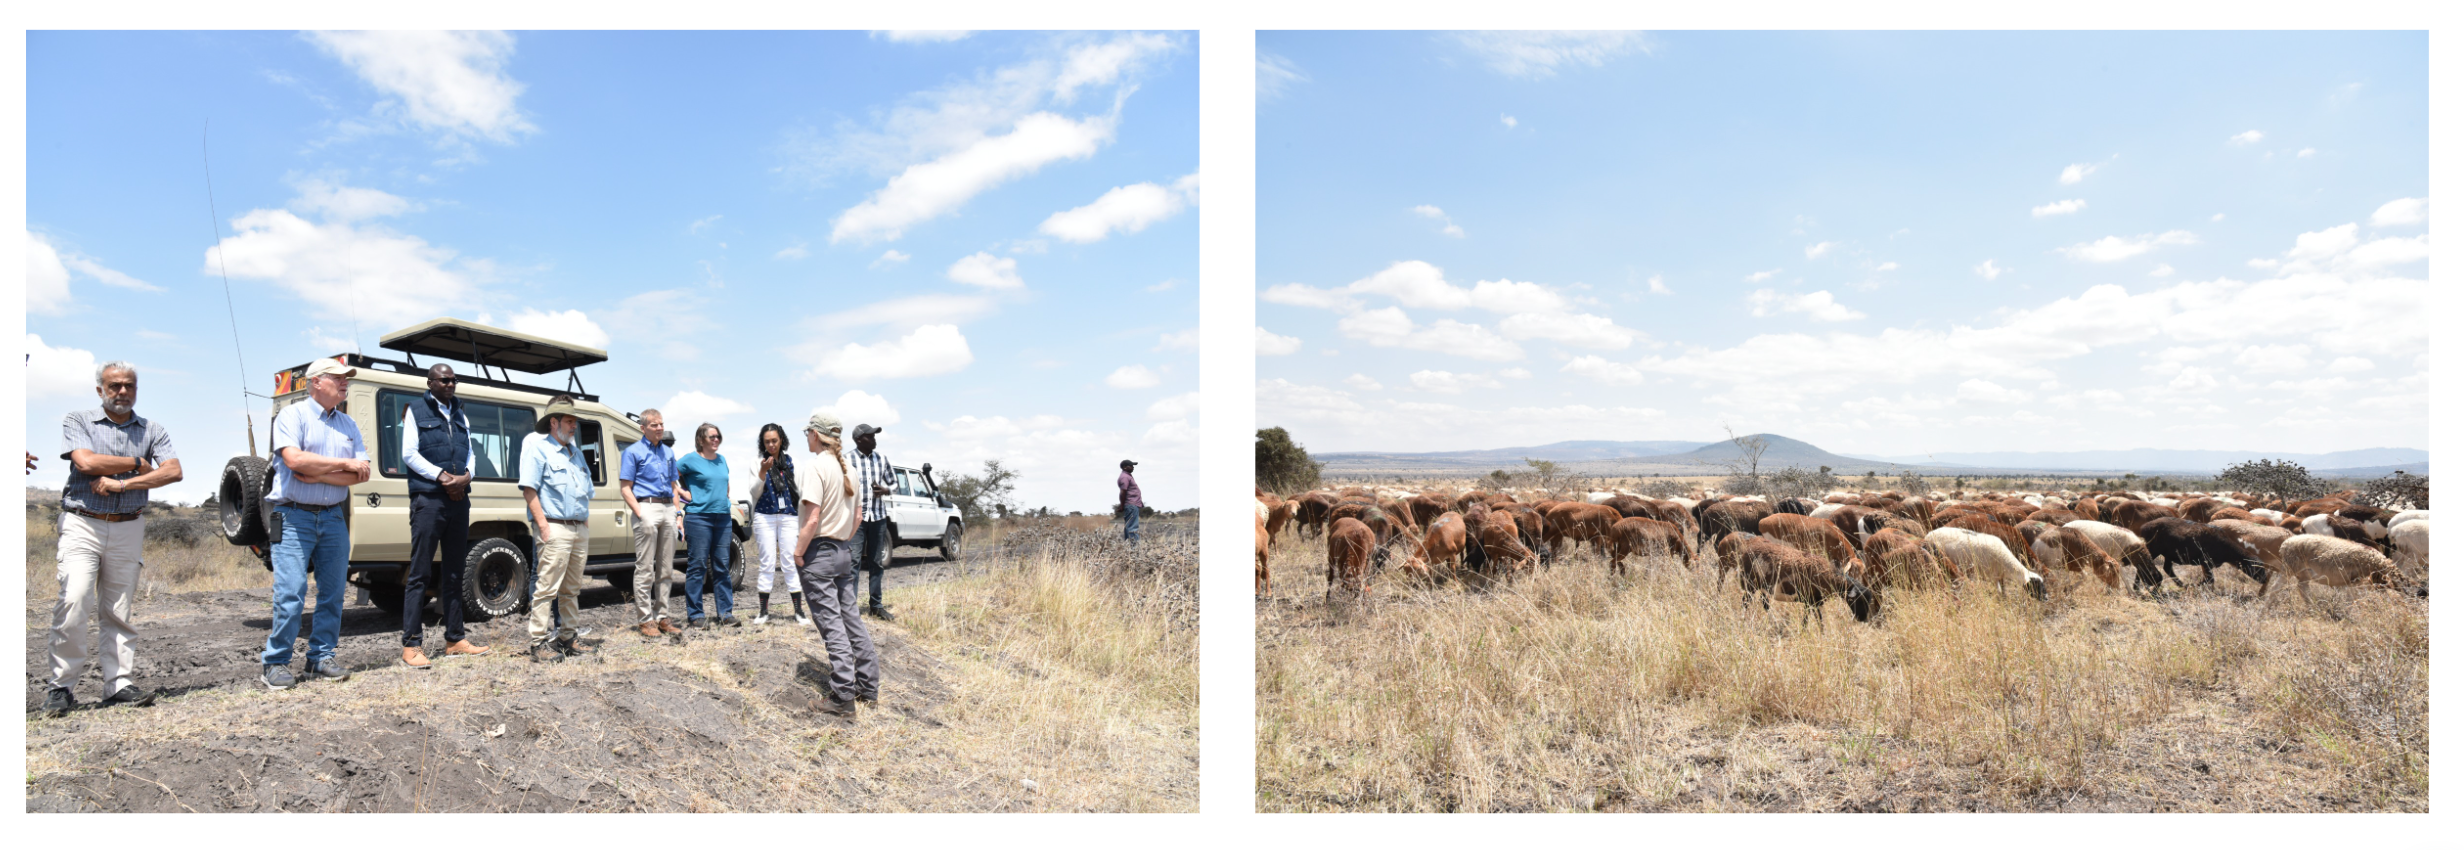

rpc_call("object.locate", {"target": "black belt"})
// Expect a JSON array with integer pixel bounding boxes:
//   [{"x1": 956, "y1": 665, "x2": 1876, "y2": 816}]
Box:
[
  {"x1": 278, "y1": 502, "x2": 342, "y2": 512},
  {"x1": 546, "y1": 518, "x2": 588, "y2": 526},
  {"x1": 70, "y1": 508, "x2": 143, "y2": 523},
  {"x1": 637, "y1": 497, "x2": 673, "y2": 504}
]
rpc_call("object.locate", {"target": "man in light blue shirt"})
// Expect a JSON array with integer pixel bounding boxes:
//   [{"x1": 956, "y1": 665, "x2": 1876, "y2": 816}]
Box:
[
  {"x1": 261, "y1": 358, "x2": 371, "y2": 691},
  {"x1": 520, "y1": 395, "x2": 595, "y2": 661}
]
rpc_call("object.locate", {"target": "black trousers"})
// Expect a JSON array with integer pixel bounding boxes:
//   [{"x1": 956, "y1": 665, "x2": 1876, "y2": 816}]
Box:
[
  {"x1": 856, "y1": 517, "x2": 891, "y2": 607},
  {"x1": 404, "y1": 493, "x2": 472, "y2": 647}
]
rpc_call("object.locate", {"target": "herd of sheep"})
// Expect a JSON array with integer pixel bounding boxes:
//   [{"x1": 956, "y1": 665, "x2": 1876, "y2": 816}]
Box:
[{"x1": 1256, "y1": 482, "x2": 2429, "y2": 620}]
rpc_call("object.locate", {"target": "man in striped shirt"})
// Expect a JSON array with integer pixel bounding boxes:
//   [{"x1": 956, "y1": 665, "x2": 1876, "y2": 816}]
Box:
[
  {"x1": 42, "y1": 360, "x2": 182, "y2": 717},
  {"x1": 849, "y1": 424, "x2": 896, "y2": 621}
]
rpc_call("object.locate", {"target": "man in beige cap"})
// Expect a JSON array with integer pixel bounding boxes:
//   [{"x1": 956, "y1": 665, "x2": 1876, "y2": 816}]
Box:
[
  {"x1": 520, "y1": 395, "x2": 596, "y2": 662},
  {"x1": 793, "y1": 411, "x2": 877, "y2": 716},
  {"x1": 261, "y1": 357, "x2": 370, "y2": 690}
]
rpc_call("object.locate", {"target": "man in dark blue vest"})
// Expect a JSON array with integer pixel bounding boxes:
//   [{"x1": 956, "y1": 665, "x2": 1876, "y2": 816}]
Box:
[{"x1": 398, "y1": 364, "x2": 491, "y2": 667}]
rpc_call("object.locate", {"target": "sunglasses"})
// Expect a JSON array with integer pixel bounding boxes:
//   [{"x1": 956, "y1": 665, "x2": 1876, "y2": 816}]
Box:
[{"x1": 433, "y1": 377, "x2": 457, "y2": 385}]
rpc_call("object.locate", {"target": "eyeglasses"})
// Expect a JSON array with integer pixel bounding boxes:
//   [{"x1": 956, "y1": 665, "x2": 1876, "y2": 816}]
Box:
[{"x1": 102, "y1": 382, "x2": 137, "y2": 392}]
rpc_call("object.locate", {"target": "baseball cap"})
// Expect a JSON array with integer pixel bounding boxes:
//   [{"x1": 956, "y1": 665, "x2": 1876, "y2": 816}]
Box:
[
  {"x1": 806, "y1": 411, "x2": 843, "y2": 437},
  {"x1": 1120, "y1": 459, "x2": 1138, "y2": 469},
  {"x1": 303, "y1": 357, "x2": 358, "y2": 380},
  {"x1": 853, "y1": 423, "x2": 884, "y2": 439}
]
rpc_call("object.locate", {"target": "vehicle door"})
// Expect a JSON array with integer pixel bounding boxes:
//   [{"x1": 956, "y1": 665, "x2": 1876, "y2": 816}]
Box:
[{"x1": 890, "y1": 467, "x2": 932, "y2": 540}]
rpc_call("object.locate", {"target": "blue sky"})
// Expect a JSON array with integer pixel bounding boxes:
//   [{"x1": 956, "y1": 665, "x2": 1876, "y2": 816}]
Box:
[
  {"x1": 27, "y1": 30, "x2": 1197, "y2": 511},
  {"x1": 1257, "y1": 31, "x2": 2428, "y2": 459}
]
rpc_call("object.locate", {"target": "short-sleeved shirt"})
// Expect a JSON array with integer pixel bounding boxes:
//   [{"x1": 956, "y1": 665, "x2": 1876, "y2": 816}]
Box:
[
  {"x1": 796, "y1": 450, "x2": 858, "y2": 542},
  {"x1": 270, "y1": 400, "x2": 367, "y2": 506},
  {"x1": 851, "y1": 448, "x2": 893, "y2": 522},
  {"x1": 1118, "y1": 471, "x2": 1142, "y2": 508},
  {"x1": 519, "y1": 431, "x2": 595, "y2": 521},
  {"x1": 60, "y1": 409, "x2": 179, "y2": 514},
  {"x1": 678, "y1": 452, "x2": 731, "y2": 515},
  {"x1": 753, "y1": 453, "x2": 798, "y2": 516},
  {"x1": 619, "y1": 439, "x2": 678, "y2": 500}
]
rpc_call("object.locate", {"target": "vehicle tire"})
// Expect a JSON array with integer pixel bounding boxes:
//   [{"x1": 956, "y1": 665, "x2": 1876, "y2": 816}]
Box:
[
  {"x1": 731, "y1": 539, "x2": 748, "y2": 592},
  {"x1": 462, "y1": 537, "x2": 531, "y2": 620},
  {"x1": 940, "y1": 521, "x2": 963, "y2": 562},
  {"x1": 368, "y1": 572, "x2": 407, "y2": 615},
  {"x1": 608, "y1": 568, "x2": 637, "y2": 601},
  {"x1": 218, "y1": 456, "x2": 271, "y2": 546}
]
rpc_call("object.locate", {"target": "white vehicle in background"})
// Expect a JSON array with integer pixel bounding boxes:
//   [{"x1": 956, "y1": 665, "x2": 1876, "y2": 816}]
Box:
[{"x1": 883, "y1": 463, "x2": 965, "y2": 560}]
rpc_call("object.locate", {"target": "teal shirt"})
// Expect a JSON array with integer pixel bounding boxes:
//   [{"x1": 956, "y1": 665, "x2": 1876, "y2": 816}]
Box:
[{"x1": 677, "y1": 451, "x2": 731, "y2": 515}]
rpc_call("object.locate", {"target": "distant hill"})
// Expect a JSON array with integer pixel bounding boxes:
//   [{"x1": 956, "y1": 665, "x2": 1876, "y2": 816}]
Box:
[
  {"x1": 1317, "y1": 439, "x2": 1710, "y2": 471},
  {"x1": 2313, "y1": 462, "x2": 2431, "y2": 479},
  {"x1": 1858, "y1": 447, "x2": 2429, "y2": 473},
  {"x1": 1316, "y1": 434, "x2": 2430, "y2": 481}
]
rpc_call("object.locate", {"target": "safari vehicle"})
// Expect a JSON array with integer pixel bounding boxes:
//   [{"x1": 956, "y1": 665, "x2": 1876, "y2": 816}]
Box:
[
  {"x1": 882, "y1": 462, "x2": 966, "y2": 560},
  {"x1": 215, "y1": 318, "x2": 742, "y2": 621}
]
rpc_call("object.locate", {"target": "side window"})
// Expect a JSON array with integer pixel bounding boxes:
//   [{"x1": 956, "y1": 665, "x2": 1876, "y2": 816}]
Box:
[
  {"x1": 614, "y1": 440, "x2": 634, "y2": 481},
  {"x1": 464, "y1": 400, "x2": 536, "y2": 481},
  {"x1": 894, "y1": 469, "x2": 917, "y2": 497},
  {"x1": 575, "y1": 419, "x2": 607, "y2": 486},
  {"x1": 376, "y1": 390, "x2": 417, "y2": 478}
]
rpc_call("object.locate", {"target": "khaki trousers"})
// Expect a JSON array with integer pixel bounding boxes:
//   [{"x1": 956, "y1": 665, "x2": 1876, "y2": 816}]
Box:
[
  {"x1": 50, "y1": 512, "x2": 145, "y2": 693},
  {"x1": 630, "y1": 502, "x2": 679, "y2": 623},
  {"x1": 529, "y1": 520, "x2": 589, "y2": 643}
]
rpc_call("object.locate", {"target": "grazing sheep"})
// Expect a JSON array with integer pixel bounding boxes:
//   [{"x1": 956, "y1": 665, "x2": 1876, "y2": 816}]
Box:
[
  {"x1": 1736, "y1": 536, "x2": 1878, "y2": 624},
  {"x1": 1607, "y1": 517, "x2": 1691, "y2": 575},
  {"x1": 1255, "y1": 513, "x2": 1272, "y2": 598},
  {"x1": 2389, "y1": 519, "x2": 2429, "y2": 582},
  {"x1": 1701, "y1": 499, "x2": 1774, "y2": 547},
  {"x1": 1714, "y1": 531, "x2": 1759, "y2": 590},
  {"x1": 2301, "y1": 512, "x2": 2382, "y2": 554},
  {"x1": 1941, "y1": 514, "x2": 2037, "y2": 571},
  {"x1": 1924, "y1": 526, "x2": 2047, "y2": 600},
  {"x1": 1470, "y1": 509, "x2": 1536, "y2": 573},
  {"x1": 1295, "y1": 492, "x2": 1336, "y2": 538},
  {"x1": 1859, "y1": 527, "x2": 1956, "y2": 588},
  {"x1": 2106, "y1": 500, "x2": 2178, "y2": 533},
  {"x1": 2273, "y1": 535, "x2": 2405, "y2": 602},
  {"x1": 1544, "y1": 502, "x2": 1625, "y2": 559},
  {"x1": 1759, "y1": 513, "x2": 1861, "y2": 573},
  {"x1": 2386, "y1": 509, "x2": 2429, "y2": 530},
  {"x1": 2211, "y1": 519, "x2": 2294, "y2": 572},
  {"x1": 2138, "y1": 517, "x2": 2271, "y2": 590},
  {"x1": 1326, "y1": 517, "x2": 1377, "y2": 600},
  {"x1": 1396, "y1": 511, "x2": 1474, "y2": 579},
  {"x1": 2030, "y1": 526, "x2": 2122, "y2": 590}
]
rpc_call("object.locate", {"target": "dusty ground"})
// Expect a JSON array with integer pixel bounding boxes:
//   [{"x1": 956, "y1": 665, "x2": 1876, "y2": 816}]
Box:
[{"x1": 26, "y1": 507, "x2": 1197, "y2": 812}]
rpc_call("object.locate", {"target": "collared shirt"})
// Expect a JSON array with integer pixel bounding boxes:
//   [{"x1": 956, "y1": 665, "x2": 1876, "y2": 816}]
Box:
[
  {"x1": 270, "y1": 400, "x2": 367, "y2": 507},
  {"x1": 851, "y1": 448, "x2": 893, "y2": 522},
  {"x1": 399, "y1": 395, "x2": 476, "y2": 482},
  {"x1": 753, "y1": 452, "x2": 798, "y2": 515},
  {"x1": 60, "y1": 409, "x2": 179, "y2": 514},
  {"x1": 519, "y1": 430, "x2": 595, "y2": 521},
  {"x1": 1118, "y1": 471, "x2": 1142, "y2": 508},
  {"x1": 796, "y1": 449, "x2": 858, "y2": 541},
  {"x1": 677, "y1": 451, "x2": 731, "y2": 515},
  {"x1": 619, "y1": 439, "x2": 678, "y2": 500}
]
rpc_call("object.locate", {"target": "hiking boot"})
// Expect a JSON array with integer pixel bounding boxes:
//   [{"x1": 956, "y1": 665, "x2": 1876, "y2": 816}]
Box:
[
  {"x1": 529, "y1": 641, "x2": 564, "y2": 664},
  {"x1": 821, "y1": 696, "x2": 857, "y2": 717},
  {"x1": 687, "y1": 618, "x2": 708, "y2": 629},
  {"x1": 262, "y1": 664, "x2": 297, "y2": 690},
  {"x1": 309, "y1": 659, "x2": 351, "y2": 682},
  {"x1": 554, "y1": 637, "x2": 587, "y2": 658},
  {"x1": 402, "y1": 647, "x2": 433, "y2": 669},
  {"x1": 443, "y1": 639, "x2": 492, "y2": 658},
  {"x1": 656, "y1": 618, "x2": 682, "y2": 636},
  {"x1": 638, "y1": 621, "x2": 662, "y2": 638},
  {"x1": 856, "y1": 690, "x2": 878, "y2": 704},
  {"x1": 102, "y1": 686, "x2": 157, "y2": 708},
  {"x1": 715, "y1": 615, "x2": 742, "y2": 628},
  {"x1": 865, "y1": 604, "x2": 896, "y2": 622},
  {"x1": 40, "y1": 687, "x2": 75, "y2": 717}
]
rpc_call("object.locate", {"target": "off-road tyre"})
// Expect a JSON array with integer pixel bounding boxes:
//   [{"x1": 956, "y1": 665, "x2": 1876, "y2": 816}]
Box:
[
  {"x1": 941, "y1": 521, "x2": 963, "y2": 562},
  {"x1": 218, "y1": 456, "x2": 272, "y2": 546},
  {"x1": 731, "y1": 539, "x2": 749, "y2": 592},
  {"x1": 463, "y1": 537, "x2": 531, "y2": 620}
]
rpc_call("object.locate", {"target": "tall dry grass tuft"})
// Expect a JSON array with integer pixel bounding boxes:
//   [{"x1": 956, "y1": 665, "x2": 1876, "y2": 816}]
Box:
[{"x1": 1256, "y1": 505, "x2": 2427, "y2": 812}]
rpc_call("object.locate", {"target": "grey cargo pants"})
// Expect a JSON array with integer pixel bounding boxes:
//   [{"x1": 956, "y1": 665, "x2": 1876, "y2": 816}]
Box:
[{"x1": 798, "y1": 536, "x2": 879, "y2": 703}]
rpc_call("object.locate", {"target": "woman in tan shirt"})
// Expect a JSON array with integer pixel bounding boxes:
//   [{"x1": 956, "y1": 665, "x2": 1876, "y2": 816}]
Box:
[{"x1": 794, "y1": 412, "x2": 873, "y2": 716}]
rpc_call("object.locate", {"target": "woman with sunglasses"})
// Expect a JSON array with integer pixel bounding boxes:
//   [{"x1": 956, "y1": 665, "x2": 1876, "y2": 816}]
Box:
[{"x1": 676, "y1": 422, "x2": 738, "y2": 627}]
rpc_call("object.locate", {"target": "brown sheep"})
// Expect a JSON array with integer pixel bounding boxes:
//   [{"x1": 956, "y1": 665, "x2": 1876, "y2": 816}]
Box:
[
  {"x1": 2177, "y1": 498, "x2": 2227, "y2": 523},
  {"x1": 2071, "y1": 496, "x2": 2102, "y2": 522},
  {"x1": 1858, "y1": 527, "x2": 1956, "y2": 588},
  {"x1": 2211, "y1": 518, "x2": 2293, "y2": 572},
  {"x1": 1543, "y1": 502, "x2": 1623, "y2": 559},
  {"x1": 1736, "y1": 536, "x2": 1878, "y2": 624},
  {"x1": 2030, "y1": 526, "x2": 2122, "y2": 590},
  {"x1": 1295, "y1": 492, "x2": 1336, "y2": 538},
  {"x1": 2024, "y1": 508, "x2": 2083, "y2": 527},
  {"x1": 1326, "y1": 517, "x2": 1377, "y2": 600},
  {"x1": 2106, "y1": 500, "x2": 2178, "y2": 533},
  {"x1": 1759, "y1": 512, "x2": 1861, "y2": 573},
  {"x1": 2273, "y1": 535, "x2": 2405, "y2": 602},
  {"x1": 1608, "y1": 517, "x2": 1691, "y2": 575},
  {"x1": 1405, "y1": 494, "x2": 1447, "y2": 530},
  {"x1": 1702, "y1": 499, "x2": 1775, "y2": 546},
  {"x1": 2209, "y1": 507, "x2": 2254, "y2": 523},
  {"x1": 1255, "y1": 513, "x2": 1272, "y2": 598},
  {"x1": 1714, "y1": 531, "x2": 1758, "y2": 590},
  {"x1": 1470, "y1": 510, "x2": 1537, "y2": 573},
  {"x1": 1396, "y1": 511, "x2": 1474, "y2": 579},
  {"x1": 1889, "y1": 497, "x2": 1936, "y2": 525}
]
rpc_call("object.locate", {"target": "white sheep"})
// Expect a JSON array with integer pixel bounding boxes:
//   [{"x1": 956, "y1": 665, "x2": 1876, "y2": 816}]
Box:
[
  {"x1": 2389, "y1": 519, "x2": 2430, "y2": 581},
  {"x1": 1924, "y1": 526, "x2": 2046, "y2": 599},
  {"x1": 2273, "y1": 535, "x2": 2404, "y2": 603}
]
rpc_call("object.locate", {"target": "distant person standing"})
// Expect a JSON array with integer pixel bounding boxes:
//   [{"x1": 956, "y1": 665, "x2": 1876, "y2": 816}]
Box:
[
  {"x1": 261, "y1": 358, "x2": 369, "y2": 690},
  {"x1": 1117, "y1": 459, "x2": 1143, "y2": 545},
  {"x1": 620, "y1": 409, "x2": 684, "y2": 639},
  {"x1": 396, "y1": 364, "x2": 490, "y2": 668},
  {"x1": 746, "y1": 423, "x2": 806, "y2": 626},
  {"x1": 520, "y1": 396, "x2": 595, "y2": 663},
  {"x1": 849, "y1": 423, "x2": 896, "y2": 621},
  {"x1": 42, "y1": 361, "x2": 182, "y2": 717},
  {"x1": 794, "y1": 412, "x2": 876, "y2": 717},
  {"x1": 678, "y1": 423, "x2": 738, "y2": 627}
]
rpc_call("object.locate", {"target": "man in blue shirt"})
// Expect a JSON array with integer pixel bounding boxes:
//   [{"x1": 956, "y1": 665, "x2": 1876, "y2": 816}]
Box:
[
  {"x1": 262, "y1": 358, "x2": 371, "y2": 691},
  {"x1": 619, "y1": 409, "x2": 686, "y2": 638},
  {"x1": 396, "y1": 364, "x2": 491, "y2": 667},
  {"x1": 43, "y1": 360, "x2": 183, "y2": 717},
  {"x1": 521, "y1": 395, "x2": 596, "y2": 662}
]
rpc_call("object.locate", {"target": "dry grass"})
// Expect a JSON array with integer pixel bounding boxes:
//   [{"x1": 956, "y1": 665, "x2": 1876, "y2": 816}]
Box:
[
  {"x1": 1255, "y1": 519, "x2": 2427, "y2": 812},
  {"x1": 24, "y1": 503, "x2": 267, "y2": 616}
]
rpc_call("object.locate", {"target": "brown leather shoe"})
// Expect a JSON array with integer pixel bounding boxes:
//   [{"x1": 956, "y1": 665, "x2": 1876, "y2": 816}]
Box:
[
  {"x1": 443, "y1": 640, "x2": 491, "y2": 657},
  {"x1": 402, "y1": 647, "x2": 432, "y2": 669},
  {"x1": 638, "y1": 621, "x2": 662, "y2": 638},
  {"x1": 656, "y1": 618, "x2": 682, "y2": 636}
]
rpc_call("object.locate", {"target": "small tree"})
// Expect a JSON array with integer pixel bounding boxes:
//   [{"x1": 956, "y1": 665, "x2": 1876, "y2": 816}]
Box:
[
  {"x1": 1523, "y1": 458, "x2": 1563, "y2": 490},
  {"x1": 1764, "y1": 465, "x2": 1842, "y2": 500},
  {"x1": 1489, "y1": 469, "x2": 1512, "y2": 487},
  {"x1": 1895, "y1": 471, "x2": 1927, "y2": 496},
  {"x1": 1255, "y1": 427, "x2": 1324, "y2": 494},
  {"x1": 2358, "y1": 470, "x2": 2430, "y2": 510},
  {"x1": 1715, "y1": 425, "x2": 1771, "y2": 495},
  {"x1": 940, "y1": 459, "x2": 1019, "y2": 526},
  {"x1": 2217, "y1": 458, "x2": 2325, "y2": 503}
]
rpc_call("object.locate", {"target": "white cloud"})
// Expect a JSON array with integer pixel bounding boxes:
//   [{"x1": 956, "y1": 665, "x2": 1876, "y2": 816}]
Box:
[
  {"x1": 2058, "y1": 162, "x2": 2099, "y2": 184},
  {"x1": 2058, "y1": 230, "x2": 2197, "y2": 263},
  {"x1": 1038, "y1": 172, "x2": 1198, "y2": 243},
  {"x1": 2229, "y1": 130, "x2": 2265, "y2": 145},
  {"x1": 1336, "y1": 308, "x2": 1524, "y2": 361},
  {"x1": 1258, "y1": 52, "x2": 1307, "y2": 102},
  {"x1": 2369, "y1": 197, "x2": 2427, "y2": 227},
  {"x1": 2297, "y1": 148, "x2": 2316, "y2": 158},
  {"x1": 210, "y1": 206, "x2": 479, "y2": 330},
  {"x1": 1256, "y1": 326, "x2": 1303, "y2": 356},
  {"x1": 1155, "y1": 328, "x2": 1199, "y2": 352},
  {"x1": 1745, "y1": 268, "x2": 1781, "y2": 283},
  {"x1": 305, "y1": 30, "x2": 534, "y2": 144},
  {"x1": 830, "y1": 390, "x2": 902, "y2": 428},
  {"x1": 774, "y1": 242, "x2": 810, "y2": 260},
  {"x1": 290, "y1": 178, "x2": 417, "y2": 221},
  {"x1": 813, "y1": 294, "x2": 999, "y2": 333},
  {"x1": 506, "y1": 308, "x2": 609, "y2": 350},
  {"x1": 1412, "y1": 204, "x2": 1466, "y2": 238},
  {"x1": 2285, "y1": 224, "x2": 2358, "y2": 262},
  {"x1": 835, "y1": 112, "x2": 1115, "y2": 244},
  {"x1": 2234, "y1": 343, "x2": 2311, "y2": 372},
  {"x1": 811, "y1": 324, "x2": 974, "y2": 381},
  {"x1": 1955, "y1": 379, "x2": 2030, "y2": 405},
  {"x1": 658, "y1": 390, "x2": 753, "y2": 434},
  {"x1": 1874, "y1": 262, "x2": 1899, "y2": 272},
  {"x1": 1560, "y1": 355, "x2": 1646, "y2": 386},
  {"x1": 1145, "y1": 391, "x2": 1200, "y2": 422},
  {"x1": 1343, "y1": 373, "x2": 1383, "y2": 392},
  {"x1": 1500, "y1": 114, "x2": 1518, "y2": 129},
  {"x1": 1145, "y1": 278, "x2": 1179, "y2": 292},
  {"x1": 1105, "y1": 364, "x2": 1161, "y2": 389},
  {"x1": 1142, "y1": 419, "x2": 1196, "y2": 446},
  {"x1": 1260, "y1": 282, "x2": 1362, "y2": 312},
  {"x1": 2150, "y1": 264, "x2": 2174, "y2": 277},
  {"x1": 2327, "y1": 356, "x2": 2374, "y2": 373},
  {"x1": 1498, "y1": 311, "x2": 1642, "y2": 349},
  {"x1": 27, "y1": 231, "x2": 74, "y2": 315},
  {"x1": 1974, "y1": 259, "x2": 2007, "y2": 280},
  {"x1": 945, "y1": 251, "x2": 1025, "y2": 289},
  {"x1": 873, "y1": 30, "x2": 971, "y2": 43},
  {"x1": 870, "y1": 249, "x2": 910, "y2": 268},
  {"x1": 2031, "y1": 198, "x2": 2087, "y2": 217},
  {"x1": 1258, "y1": 378, "x2": 1666, "y2": 455},
  {"x1": 1647, "y1": 274, "x2": 1672, "y2": 295},
  {"x1": 25, "y1": 334, "x2": 100, "y2": 399},
  {"x1": 1447, "y1": 30, "x2": 1649, "y2": 78},
  {"x1": 1747, "y1": 289, "x2": 1865, "y2": 322},
  {"x1": 1805, "y1": 241, "x2": 1837, "y2": 259},
  {"x1": 1409, "y1": 369, "x2": 1503, "y2": 394}
]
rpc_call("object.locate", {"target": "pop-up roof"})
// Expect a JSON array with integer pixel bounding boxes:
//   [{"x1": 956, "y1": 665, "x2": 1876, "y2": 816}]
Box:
[{"x1": 379, "y1": 318, "x2": 609, "y2": 375}]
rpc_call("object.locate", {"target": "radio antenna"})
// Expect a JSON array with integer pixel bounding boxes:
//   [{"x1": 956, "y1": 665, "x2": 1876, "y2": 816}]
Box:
[{"x1": 203, "y1": 121, "x2": 258, "y2": 457}]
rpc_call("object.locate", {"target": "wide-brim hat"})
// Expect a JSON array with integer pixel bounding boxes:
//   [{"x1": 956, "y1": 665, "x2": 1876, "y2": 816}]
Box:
[{"x1": 535, "y1": 398, "x2": 582, "y2": 433}]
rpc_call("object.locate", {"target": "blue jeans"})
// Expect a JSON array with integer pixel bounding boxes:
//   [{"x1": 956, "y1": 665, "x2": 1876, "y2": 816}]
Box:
[
  {"x1": 683, "y1": 513, "x2": 734, "y2": 621},
  {"x1": 264, "y1": 504, "x2": 349, "y2": 666},
  {"x1": 1123, "y1": 507, "x2": 1142, "y2": 544}
]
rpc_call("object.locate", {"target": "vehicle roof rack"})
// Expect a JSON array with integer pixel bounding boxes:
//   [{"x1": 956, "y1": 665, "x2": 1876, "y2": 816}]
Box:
[
  {"x1": 379, "y1": 317, "x2": 607, "y2": 396},
  {"x1": 335, "y1": 353, "x2": 600, "y2": 403}
]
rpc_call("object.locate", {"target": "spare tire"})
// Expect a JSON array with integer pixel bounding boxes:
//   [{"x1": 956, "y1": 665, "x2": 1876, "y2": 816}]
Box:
[
  {"x1": 218, "y1": 456, "x2": 271, "y2": 546},
  {"x1": 462, "y1": 537, "x2": 531, "y2": 620}
]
